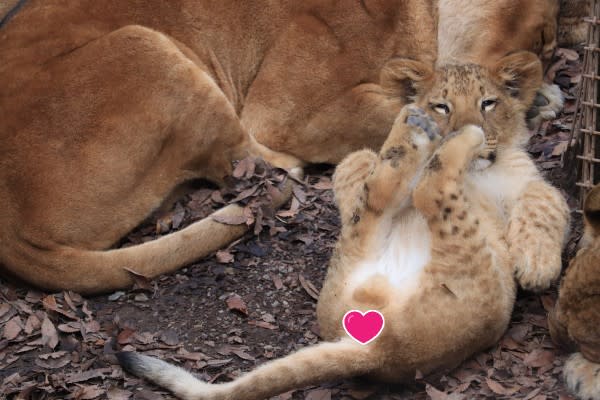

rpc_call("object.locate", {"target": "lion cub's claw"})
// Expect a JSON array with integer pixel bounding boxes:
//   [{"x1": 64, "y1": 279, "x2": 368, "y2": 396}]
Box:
[{"x1": 404, "y1": 105, "x2": 440, "y2": 141}]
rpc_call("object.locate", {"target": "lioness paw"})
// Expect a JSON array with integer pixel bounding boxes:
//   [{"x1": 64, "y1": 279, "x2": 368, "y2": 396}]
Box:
[{"x1": 564, "y1": 353, "x2": 600, "y2": 400}]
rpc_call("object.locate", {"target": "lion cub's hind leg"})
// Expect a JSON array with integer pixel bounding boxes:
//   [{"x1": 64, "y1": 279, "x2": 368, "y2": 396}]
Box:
[
  {"x1": 363, "y1": 105, "x2": 441, "y2": 214},
  {"x1": 334, "y1": 105, "x2": 440, "y2": 246}
]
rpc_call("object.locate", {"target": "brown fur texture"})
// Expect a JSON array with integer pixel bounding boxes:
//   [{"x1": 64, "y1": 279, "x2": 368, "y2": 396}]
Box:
[
  {"x1": 0, "y1": 0, "x2": 438, "y2": 294},
  {"x1": 558, "y1": 0, "x2": 590, "y2": 46},
  {"x1": 117, "y1": 53, "x2": 570, "y2": 400},
  {"x1": 549, "y1": 185, "x2": 600, "y2": 400}
]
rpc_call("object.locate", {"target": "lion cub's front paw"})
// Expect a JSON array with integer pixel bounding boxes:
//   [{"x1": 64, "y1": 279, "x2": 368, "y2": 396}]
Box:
[{"x1": 513, "y1": 242, "x2": 562, "y2": 292}]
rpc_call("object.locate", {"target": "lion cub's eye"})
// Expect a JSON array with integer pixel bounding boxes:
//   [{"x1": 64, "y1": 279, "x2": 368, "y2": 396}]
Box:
[
  {"x1": 432, "y1": 103, "x2": 450, "y2": 115},
  {"x1": 481, "y1": 99, "x2": 497, "y2": 112}
]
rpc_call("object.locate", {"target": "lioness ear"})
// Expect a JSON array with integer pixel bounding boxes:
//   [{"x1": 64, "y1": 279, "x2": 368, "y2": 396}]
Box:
[
  {"x1": 584, "y1": 184, "x2": 600, "y2": 236},
  {"x1": 493, "y1": 51, "x2": 542, "y2": 104},
  {"x1": 380, "y1": 59, "x2": 433, "y2": 102}
]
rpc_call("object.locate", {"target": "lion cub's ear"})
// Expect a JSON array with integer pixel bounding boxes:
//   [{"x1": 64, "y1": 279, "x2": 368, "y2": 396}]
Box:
[
  {"x1": 380, "y1": 58, "x2": 434, "y2": 102},
  {"x1": 492, "y1": 51, "x2": 543, "y2": 105},
  {"x1": 584, "y1": 184, "x2": 600, "y2": 237}
]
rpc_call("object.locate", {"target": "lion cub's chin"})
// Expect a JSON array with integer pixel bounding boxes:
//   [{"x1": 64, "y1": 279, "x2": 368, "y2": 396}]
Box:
[{"x1": 471, "y1": 157, "x2": 493, "y2": 171}]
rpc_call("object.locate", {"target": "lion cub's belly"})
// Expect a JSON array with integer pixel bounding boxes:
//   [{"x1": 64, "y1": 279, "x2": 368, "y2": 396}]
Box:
[{"x1": 348, "y1": 210, "x2": 431, "y2": 292}]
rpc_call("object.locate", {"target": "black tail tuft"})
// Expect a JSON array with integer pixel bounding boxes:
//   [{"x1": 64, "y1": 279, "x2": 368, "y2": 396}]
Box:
[{"x1": 116, "y1": 351, "x2": 142, "y2": 374}]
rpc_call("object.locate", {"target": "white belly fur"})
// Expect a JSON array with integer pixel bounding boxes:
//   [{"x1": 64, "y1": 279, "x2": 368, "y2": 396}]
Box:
[{"x1": 348, "y1": 209, "x2": 431, "y2": 292}]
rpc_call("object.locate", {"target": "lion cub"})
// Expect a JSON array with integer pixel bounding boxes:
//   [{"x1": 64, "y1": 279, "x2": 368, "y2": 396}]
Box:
[
  {"x1": 549, "y1": 185, "x2": 600, "y2": 400},
  {"x1": 117, "y1": 52, "x2": 570, "y2": 400}
]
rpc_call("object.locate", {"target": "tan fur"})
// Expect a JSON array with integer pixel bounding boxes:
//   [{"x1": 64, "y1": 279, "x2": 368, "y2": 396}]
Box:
[
  {"x1": 549, "y1": 185, "x2": 600, "y2": 400},
  {"x1": 438, "y1": 0, "x2": 559, "y2": 66},
  {"x1": 118, "y1": 52, "x2": 570, "y2": 399},
  {"x1": 0, "y1": 0, "x2": 438, "y2": 293},
  {"x1": 438, "y1": 0, "x2": 564, "y2": 126}
]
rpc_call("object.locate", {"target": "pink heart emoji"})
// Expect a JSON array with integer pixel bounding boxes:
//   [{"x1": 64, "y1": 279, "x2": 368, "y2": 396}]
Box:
[{"x1": 342, "y1": 310, "x2": 385, "y2": 345}]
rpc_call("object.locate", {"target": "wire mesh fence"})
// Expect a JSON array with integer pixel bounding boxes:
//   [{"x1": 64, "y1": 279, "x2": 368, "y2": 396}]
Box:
[{"x1": 566, "y1": 0, "x2": 600, "y2": 211}]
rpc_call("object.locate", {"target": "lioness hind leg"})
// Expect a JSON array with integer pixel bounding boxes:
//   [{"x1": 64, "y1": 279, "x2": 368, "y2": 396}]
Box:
[{"x1": 6, "y1": 25, "x2": 279, "y2": 293}]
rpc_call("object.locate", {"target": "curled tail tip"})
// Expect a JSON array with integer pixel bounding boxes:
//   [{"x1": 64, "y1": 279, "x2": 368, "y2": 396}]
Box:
[
  {"x1": 564, "y1": 353, "x2": 600, "y2": 400},
  {"x1": 117, "y1": 351, "x2": 150, "y2": 376}
]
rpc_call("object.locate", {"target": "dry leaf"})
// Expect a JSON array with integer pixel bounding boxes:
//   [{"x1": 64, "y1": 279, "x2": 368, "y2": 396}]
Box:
[
  {"x1": 24, "y1": 314, "x2": 41, "y2": 335},
  {"x1": 41, "y1": 317, "x2": 59, "y2": 349},
  {"x1": 206, "y1": 358, "x2": 232, "y2": 367},
  {"x1": 107, "y1": 388, "x2": 133, "y2": 400},
  {"x1": 304, "y1": 388, "x2": 331, "y2": 400},
  {"x1": 74, "y1": 384, "x2": 105, "y2": 399},
  {"x1": 231, "y1": 349, "x2": 256, "y2": 361},
  {"x1": 58, "y1": 321, "x2": 81, "y2": 333},
  {"x1": 523, "y1": 349, "x2": 555, "y2": 368},
  {"x1": 312, "y1": 178, "x2": 332, "y2": 190},
  {"x1": 555, "y1": 48, "x2": 579, "y2": 61},
  {"x1": 226, "y1": 295, "x2": 248, "y2": 316},
  {"x1": 42, "y1": 294, "x2": 78, "y2": 320},
  {"x1": 212, "y1": 213, "x2": 247, "y2": 225},
  {"x1": 273, "y1": 391, "x2": 295, "y2": 400},
  {"x1": 0, "y1": 303, "x2": 11, "y2": 319},
  {"x1": 425, "y1": 384, "x2": 449, "y2": 400},
  {"x1": 298, "y1": 275, "x2": 319, "y2": 301},
  {"x1": 159, "y1": 329, "x2": 179, "y2": 346},
  {"x1": 66, "y1": 368, "x2": 112, "y2": 384},
  {"x1": 552, "y1": 141, "x2": 568, "y2": 156},
  {"x1": 216, "y1": 250, "x2": 234, "y2": 264},
  {"x1": 35, "y1": 352, "x2": 70, "y2": 369},
  {"x1": 117, "y1": 328, "x2": 136, "y2": 345},
  {"x1": 3, "y1": 316, "x2": 23, "y2": 340},
  {"x1": 486, "y1": 378, "x2": 520, "y2": 396},
  {"x1": 248, "y1": 320, "x2": 278, "y2": 330},
  {"x1": 271, "y1": 274, "x2": 284, "y2": 290}
]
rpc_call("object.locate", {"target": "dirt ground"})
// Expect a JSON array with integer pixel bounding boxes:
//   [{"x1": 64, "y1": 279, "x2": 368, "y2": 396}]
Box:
[{"x1": 0, "y1": 47, "x2": 586, "y2": 400}]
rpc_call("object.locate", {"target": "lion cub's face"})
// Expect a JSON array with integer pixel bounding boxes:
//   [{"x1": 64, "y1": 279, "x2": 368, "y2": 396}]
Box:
[{"x1": 382, "y1": 51, "x2": 543, "y2": 163}]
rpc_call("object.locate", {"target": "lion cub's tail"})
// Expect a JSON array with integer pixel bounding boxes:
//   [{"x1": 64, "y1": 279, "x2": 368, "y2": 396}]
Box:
[{"x1": 118, "y1": 339, "x2": 377, "y2": 400}]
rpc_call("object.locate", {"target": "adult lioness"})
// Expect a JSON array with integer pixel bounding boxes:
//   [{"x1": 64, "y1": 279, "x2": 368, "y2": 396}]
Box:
[
  {"x1": 0, "y1": 0, "x2": 438, "y2": 294},
  {"x1": 118, "y1": 51, "x2": 570, "y2": 399},
  {"x1": 0, "y1": 0, "x2": 563, "y2": 294}
]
